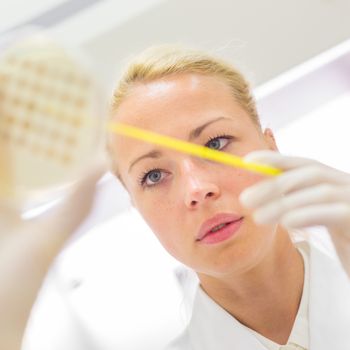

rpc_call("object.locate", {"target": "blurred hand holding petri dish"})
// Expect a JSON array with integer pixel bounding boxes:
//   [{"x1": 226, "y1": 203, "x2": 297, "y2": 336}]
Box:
[{"x1": 0, "y1": 29, "x2": 106, "y2": 213}]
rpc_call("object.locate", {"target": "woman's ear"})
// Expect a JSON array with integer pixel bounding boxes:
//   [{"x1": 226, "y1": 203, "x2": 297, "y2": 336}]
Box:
[{"x1": 263, "y1": 128, "x2": 279, "y2": 151}]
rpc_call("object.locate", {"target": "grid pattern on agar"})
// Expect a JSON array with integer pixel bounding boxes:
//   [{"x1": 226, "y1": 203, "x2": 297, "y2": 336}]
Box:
[{"x1": 0, "y1": 51, "x2": 92, "y2": 167}]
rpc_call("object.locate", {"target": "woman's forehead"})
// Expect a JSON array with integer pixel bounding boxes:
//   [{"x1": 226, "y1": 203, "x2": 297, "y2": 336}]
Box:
[{"x1": 113, "y1": 74, "x2": 239, "y2": 127}]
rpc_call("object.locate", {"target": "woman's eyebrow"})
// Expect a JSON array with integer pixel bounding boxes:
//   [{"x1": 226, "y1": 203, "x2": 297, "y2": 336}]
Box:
[
  {"x1": 188, "y1": 116, "x2": 232, "y2": 140},
  {"x1": 128, "y1": 116, "x2": 231, "y2": 173},
  {"x1": 128, "y1": 150, "x2": 162, "y2": 173}
]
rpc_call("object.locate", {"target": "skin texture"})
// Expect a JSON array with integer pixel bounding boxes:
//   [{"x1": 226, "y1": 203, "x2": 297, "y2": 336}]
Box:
[{"x1": 111, "y1": 73, "x2": 304, "y2": 344}]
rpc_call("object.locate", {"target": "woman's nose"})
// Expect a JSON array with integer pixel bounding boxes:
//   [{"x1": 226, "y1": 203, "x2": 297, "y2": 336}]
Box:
[{"x1": 181, "y1": 160, "x2": 220, "y2": 209}]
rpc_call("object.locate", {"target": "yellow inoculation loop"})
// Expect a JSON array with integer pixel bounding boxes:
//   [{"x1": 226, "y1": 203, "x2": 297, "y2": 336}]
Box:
[{"x1": 107, "y1": 122, "x2": 282, "y2": 177}]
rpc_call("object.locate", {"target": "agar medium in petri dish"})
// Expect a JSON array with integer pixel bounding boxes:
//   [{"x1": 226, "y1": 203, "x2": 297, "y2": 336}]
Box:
[{"x1": 0, "y1": 31, "x2": 106, "y2": 211}]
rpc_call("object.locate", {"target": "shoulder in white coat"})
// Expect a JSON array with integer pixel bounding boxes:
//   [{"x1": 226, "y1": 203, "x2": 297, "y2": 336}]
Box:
[{"x1": 165, "y1": 238, "x2": 350, "y2": 350}]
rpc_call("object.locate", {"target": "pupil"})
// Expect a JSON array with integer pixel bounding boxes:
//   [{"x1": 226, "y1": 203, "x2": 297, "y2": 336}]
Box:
[
  {"x1": 149, "y1": 171, "x2": 161, "y2": 182},
  {"x1": 209, "y1": 139, "x2": 220, "y2": 149}
]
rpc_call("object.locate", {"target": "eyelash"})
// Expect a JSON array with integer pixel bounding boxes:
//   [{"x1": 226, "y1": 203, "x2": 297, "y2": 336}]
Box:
[{"x1": 138, "y1": 134, "x2": 234, "y2": 188}]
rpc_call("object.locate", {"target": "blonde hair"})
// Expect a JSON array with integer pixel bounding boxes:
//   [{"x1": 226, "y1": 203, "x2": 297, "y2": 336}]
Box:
[{"x1": 111, "y1": 45, "x2": 260, "y2": 127}]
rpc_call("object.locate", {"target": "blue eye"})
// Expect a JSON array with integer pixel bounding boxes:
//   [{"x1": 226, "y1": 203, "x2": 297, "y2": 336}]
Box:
[
  {"x1": 147, "y1": 170, "x2": 162, "y2": 183},
  {"x1": 140, "y1": 168, "x2": 165, "y2": 187},
  {"x1": 205, "y1": 135, "x2": 232, "y2": 150}
]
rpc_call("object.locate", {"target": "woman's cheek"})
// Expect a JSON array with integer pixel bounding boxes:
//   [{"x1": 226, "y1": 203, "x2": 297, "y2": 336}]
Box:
[
  {"x1": 137, "y1": 194, "x2": 172, "y2": 228},
  {"x1": 222, "y1": 167, "x2": 264, "y2": 194},
  {"x1": 233, "y1": 168, "x2": 265, "y2": 189}
]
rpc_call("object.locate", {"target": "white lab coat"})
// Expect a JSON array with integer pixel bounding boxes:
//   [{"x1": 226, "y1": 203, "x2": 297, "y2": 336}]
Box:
[{"x1": 167, "y1": 240, "x2": 350, "y2": 350}]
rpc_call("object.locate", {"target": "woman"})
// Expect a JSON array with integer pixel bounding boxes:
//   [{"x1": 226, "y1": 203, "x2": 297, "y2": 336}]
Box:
[
  {"x1": 2, "y1": 45, "x2": 350, "y2": 350},
  {"x1": 108, "y1": 46, "x2": 350, "y2": 349}
]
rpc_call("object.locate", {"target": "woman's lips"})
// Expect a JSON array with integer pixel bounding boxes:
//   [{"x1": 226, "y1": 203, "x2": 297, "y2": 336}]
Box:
[{"x1": 196, "y1": 213, "x2": 244, "y2": 244}]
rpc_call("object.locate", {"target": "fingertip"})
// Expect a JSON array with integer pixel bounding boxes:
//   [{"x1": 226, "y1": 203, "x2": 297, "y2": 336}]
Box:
[
  {"x1": 252, "y1": 211, "x2": 267, "y2": 225},
  {"x1": 239, "y1": 188, "x2": 257, "y2": 209}
]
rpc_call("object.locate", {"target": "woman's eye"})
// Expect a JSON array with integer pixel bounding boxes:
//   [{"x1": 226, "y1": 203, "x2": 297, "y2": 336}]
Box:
[
  {"x1": 141, "y1": 169, "x2": 165, "y2": 187},
  {"x1": 205, "y1": 136, "x2": 231, "y2": 150},
  {"x1": 148, "y1": 170, "x2": 162, "y2": 183}
]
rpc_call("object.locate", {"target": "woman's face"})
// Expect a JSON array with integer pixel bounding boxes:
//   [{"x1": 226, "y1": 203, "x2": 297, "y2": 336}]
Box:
[{"x1": 111, "y1": 74, "x2": 279, "y2": 277}]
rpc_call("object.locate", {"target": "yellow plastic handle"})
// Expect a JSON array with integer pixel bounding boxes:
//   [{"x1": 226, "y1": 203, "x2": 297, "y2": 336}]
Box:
[{"x1": 107, "y1": 122, "x2": 282, "y2": 177}]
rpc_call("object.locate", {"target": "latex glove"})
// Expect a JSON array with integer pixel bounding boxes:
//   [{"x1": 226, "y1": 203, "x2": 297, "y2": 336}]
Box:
[
  {"x1": 0, "y1": 162, "x2": 105, "y2": 350},
  {"x1": 240, "y1": 150, "x2": 350, "y2": 277}
]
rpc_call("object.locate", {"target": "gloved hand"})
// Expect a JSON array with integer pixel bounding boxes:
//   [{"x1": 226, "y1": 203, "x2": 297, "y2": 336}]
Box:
[
  {"x1": 0, "y1": 162, "x2": 105, "y2": 350},
  {"x1": 239, "y1": 150, "x2": 350, "y2": 277}
]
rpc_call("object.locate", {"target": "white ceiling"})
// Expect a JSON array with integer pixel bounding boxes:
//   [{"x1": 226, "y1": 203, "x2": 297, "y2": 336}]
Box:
[
  {"x1": 78, "y1": 0, "x2": 350, "y2": 88},
  {"x1": 0, "y1": 0, "x2": 63, "y2": 32},
  {"x1": 2, "y1": 0, "x2": 349, "y2": 88}
]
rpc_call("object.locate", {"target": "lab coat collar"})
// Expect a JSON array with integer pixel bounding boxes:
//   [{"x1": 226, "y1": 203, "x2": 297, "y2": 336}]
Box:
[
  {"x1": 188, "y1": 286, "x2": 264, "y2": 350},
  {"x1": 186, "y1": 240, "x2": 350, "y2": 350}
]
